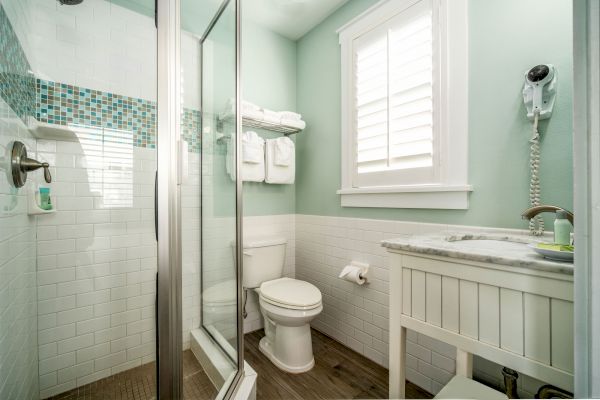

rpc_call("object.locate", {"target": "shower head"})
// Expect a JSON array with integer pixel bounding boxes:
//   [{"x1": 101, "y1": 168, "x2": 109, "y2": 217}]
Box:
[{"x1": 58, "y1": 0, "x2": 83, "y2": 5}]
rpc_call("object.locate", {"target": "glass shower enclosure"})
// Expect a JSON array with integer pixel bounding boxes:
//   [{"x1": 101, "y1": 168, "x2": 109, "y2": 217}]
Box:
[{"x1": 0, "y1": 0, "x2": 244, "y2": 398}]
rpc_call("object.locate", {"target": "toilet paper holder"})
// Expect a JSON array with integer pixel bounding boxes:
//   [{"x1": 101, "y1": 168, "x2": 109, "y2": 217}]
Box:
[{"x1": 338, "y1": 261, "x2": 370, "y2": 285}]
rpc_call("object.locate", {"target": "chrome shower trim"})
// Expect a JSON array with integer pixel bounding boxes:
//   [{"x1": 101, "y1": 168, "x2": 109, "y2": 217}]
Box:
[{"x1": 156, "y1": 0, "x2": 183, "y2": 397}]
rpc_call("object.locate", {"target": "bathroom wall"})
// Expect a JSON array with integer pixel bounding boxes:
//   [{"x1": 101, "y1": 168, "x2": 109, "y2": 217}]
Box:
[
  {"x1": 0, "y1": 1, "x2": 39, "y2": 398},
  {"x1": 295, "y1": 0, "x2": 573, "y2": 230},
  {"x1": 294, "y1": 0, "x2": 573, "y2": 396},
  {"x1": 241, "y1": 20, "x2": 297, "y2": 216}
]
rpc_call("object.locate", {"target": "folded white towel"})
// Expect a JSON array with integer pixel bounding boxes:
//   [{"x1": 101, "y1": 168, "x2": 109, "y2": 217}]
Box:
[
  {"x1": 263, "y1": 109, "x2": 282, "y2": 124},
  {"x1": 273, "y1": 136, "x2": 294, "y2": 167},
  {"x1": 281, "y1": 118, "x2": 306, "y2": 130},
  {"x1": 242, "y1": 131, "x2": 263, "y2": 164},
  {"x1": 242, "y1": 131, "x2": 265, "y2": 182},
  {"x1": 265, "y1": 138, "x2": 294, "y2": 184},
  {"x1": 226, "y1": 132, "x2": 266, "y2": 182},
  {"x1": 280, "y1": 111, "x2": 302, "y2": 121}
]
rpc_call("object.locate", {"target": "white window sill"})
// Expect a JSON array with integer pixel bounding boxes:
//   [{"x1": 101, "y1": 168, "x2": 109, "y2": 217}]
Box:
[{"x1": 336, "y1": 185, "x2": 473, "y2": 209}]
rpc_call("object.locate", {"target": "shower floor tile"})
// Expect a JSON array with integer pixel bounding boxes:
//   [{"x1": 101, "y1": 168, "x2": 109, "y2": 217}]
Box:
[
  {"x1": 244, "y1": 329, "x2": 433, "y2": 399},
  {"x1": 47, "y1": 350, "x2": 217, "y2": 400}
]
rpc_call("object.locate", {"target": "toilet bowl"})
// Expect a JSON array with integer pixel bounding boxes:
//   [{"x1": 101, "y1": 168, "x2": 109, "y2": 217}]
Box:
[
  {"x1": 203, "y1": 280, "x2": 237, "y2": 341},
  {"x1": 243, "y1": 237, "x2": 323, "y2": 373},
  {"x1": 256, "y1": 278, "x2": 322, "y2": 373}
]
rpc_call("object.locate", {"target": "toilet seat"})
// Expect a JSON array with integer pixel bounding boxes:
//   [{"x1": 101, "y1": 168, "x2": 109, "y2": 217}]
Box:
[{"x1": 259, "y1": 278, "x2": 322, "y2": 310}]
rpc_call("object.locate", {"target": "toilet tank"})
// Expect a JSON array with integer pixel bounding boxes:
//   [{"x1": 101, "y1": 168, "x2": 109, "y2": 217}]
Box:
[{"x1": 242, "y1": 237, "x2": 287, "y2": 288}]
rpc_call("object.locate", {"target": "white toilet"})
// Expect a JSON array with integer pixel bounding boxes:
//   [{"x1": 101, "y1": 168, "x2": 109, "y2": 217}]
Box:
[{"x1": 243, "y1": 237, "x2": 322, "y2": 373}]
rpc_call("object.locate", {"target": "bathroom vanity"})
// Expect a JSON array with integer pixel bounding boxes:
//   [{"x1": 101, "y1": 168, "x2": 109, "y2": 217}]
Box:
[{"x1": 383, "y1": 233, "x2": 574, "y2": 398}]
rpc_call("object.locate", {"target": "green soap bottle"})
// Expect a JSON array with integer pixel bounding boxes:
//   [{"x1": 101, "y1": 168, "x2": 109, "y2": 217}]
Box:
[
  {"x1": 554, "y1": 210, "x2": 572, "y2": 245},
  {"x1": 39, "y1": 187, "x2": 52, "y2": 210}
]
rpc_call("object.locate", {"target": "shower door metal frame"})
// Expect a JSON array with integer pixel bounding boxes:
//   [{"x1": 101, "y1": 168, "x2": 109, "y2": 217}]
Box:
[{"x1": 156, "y1": 0, "x2": 183, "y2": 398}]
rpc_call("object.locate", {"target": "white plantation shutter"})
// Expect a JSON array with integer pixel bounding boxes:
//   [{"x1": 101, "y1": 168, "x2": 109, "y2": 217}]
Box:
[{"x1": 353, "y1": 0, "x2": 437, "y2": 187}]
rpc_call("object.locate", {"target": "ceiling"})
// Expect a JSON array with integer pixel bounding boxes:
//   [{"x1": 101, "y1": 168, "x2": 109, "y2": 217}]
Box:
[
  {"x1": 109, "y1": 0, "x2": 349, "y2": 40},
  {"x1": 243, "y1": 0, "x2": 349, "y2": 40}
]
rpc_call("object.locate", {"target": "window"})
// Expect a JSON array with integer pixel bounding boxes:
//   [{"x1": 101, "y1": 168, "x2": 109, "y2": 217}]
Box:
[{"x1": 337, "y1": 0, "x2": 471, "y2": 209}]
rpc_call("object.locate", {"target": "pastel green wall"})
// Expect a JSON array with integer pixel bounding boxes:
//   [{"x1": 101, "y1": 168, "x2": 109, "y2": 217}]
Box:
[
  {"x1": 295, "y1": 0, "x2": 573, "y2": 229},
  {"x1": 242, "y1": 20, "x2": 297, "y2": 216}
]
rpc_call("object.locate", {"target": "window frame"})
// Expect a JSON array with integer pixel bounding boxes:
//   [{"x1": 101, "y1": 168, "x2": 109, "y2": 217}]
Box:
[{"x1": 337, "y1": 0, "x2": 471, "y2": 209}]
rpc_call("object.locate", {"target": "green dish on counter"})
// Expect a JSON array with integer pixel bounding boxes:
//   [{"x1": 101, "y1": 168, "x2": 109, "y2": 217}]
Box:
[{"x1": 536, "y1": 243, "x2": 574, "y2": 253}]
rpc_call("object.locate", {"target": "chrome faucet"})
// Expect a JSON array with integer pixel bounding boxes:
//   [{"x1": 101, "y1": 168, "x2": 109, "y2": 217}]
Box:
[
  {"x1": 11, "y1": 141, "x2": 52, "y2": 188},
  {"x1": 521, "y1": 205, "x2": 574, "y2": 225}
]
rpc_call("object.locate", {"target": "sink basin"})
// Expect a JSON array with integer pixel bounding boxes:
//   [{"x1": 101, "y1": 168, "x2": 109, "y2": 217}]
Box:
[
  {"x1": 444, "y1": 234, "x2": 538, "y2": 252},
  {"x1": 446, "y1": 238, "x2": 529, "y2": 252}
]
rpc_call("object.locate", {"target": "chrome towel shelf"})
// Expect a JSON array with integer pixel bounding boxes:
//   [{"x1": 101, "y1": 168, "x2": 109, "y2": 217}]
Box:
[{"x1": 217, "y1": 114, "x2": 304, "y2": 137}]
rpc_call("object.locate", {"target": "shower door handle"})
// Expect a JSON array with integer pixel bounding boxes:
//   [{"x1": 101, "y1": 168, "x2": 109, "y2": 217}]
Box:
[{"x1": 154, "y1": 171, "x2": 158, "y2": 241}]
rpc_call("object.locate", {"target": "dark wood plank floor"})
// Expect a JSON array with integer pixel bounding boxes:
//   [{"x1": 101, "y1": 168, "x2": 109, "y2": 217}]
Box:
[
  {"x1": 245, "y1": 329, "x2": 433, "y2": 400},
  {"x1": 47, "y1": 350, "x2": 216, "y2": 400}
]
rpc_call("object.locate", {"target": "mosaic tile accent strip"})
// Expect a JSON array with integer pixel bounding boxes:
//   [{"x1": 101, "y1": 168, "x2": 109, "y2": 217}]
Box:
[
  {"x1": 0, "y1": 4, "x2": 36, "y2": 124},
  {"x1": 181, "y1": 108, "x2": 201, "y2": 153},
  {"x1": 36, "y1": 79, "x2": 201, "y2": 152}
]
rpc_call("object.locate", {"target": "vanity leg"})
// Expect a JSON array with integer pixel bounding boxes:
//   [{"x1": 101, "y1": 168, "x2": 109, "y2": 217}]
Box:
[
  {"x1": 456, "y1": 348, "x2": 473, "y2": 378},
  {"x1": 389, "y1": 325, "x2": 406, "y2": 399}
]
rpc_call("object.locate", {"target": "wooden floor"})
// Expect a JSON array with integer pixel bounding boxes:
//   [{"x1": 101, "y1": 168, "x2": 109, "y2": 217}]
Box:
[
  {"x1": 47, "y1": 350, "x2": 216, "y2": 400},
  {"x1": 245, "y1": 329, "x2": 433, "y2": 400}
]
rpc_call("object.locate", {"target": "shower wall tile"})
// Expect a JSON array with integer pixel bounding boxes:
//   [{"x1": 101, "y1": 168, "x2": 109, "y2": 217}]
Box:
[
  {"x1": 35, "y1": 141, "x2": 157, "y2": 399},
  {"x1": 0, "y1": 3, "x2": 36, "y2": 123},
  {"x1": 0, "y1": 85, "x2": 39, "y2": 398},
  {"x1": 21, "y1": 0, "x2": 157, "y2": 102},
  {"x1": 35, "y1": 79, "x2": 202, "y2": 153}
]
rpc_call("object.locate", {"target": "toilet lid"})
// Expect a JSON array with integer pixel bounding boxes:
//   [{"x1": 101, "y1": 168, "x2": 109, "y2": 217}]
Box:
[
  {"x1": 259, "y1": 278, "x2": 322, "y2": 309},
  {"x1": 203, "y1": 280, "x2": 236, "y2": 306}
]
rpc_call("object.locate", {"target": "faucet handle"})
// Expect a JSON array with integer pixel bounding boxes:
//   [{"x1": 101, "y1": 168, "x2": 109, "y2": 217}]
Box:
[{"x1": 42, "y1": 163, "x2": 52, "y2": 184}]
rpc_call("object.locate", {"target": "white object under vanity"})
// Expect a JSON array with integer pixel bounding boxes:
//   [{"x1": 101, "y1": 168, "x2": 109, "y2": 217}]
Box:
[{"x1": 383, "y1": 232, "x2": 574, "y2": 398}]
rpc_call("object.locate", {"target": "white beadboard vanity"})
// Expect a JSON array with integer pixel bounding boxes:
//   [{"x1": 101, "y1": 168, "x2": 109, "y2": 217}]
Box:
[{"x1": 383, "y1": 232, "x2": 574, "y2": 398}]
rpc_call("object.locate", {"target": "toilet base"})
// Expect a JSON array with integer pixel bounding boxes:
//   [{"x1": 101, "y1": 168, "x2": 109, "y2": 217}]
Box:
[{"x1": 259, "y1": 336, "x2": 315, "y2": 374}]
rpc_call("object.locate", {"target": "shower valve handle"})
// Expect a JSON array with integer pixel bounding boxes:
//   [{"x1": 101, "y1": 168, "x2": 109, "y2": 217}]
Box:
[{"x1": 11, "y1": 141, "x2": 52, "y2": 188}]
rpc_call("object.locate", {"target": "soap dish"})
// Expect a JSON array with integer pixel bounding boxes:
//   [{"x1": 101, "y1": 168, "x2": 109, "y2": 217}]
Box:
[
  {"x1": 528, "y1": 243, "x2": 574, "y2": 262},
  {"x1": 27, "y1": 191, "x2": 56, "y2": 216}
]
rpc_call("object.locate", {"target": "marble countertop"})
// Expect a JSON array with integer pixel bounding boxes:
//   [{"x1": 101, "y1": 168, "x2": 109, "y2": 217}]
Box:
[{"x1": 382, "y1": 232, "x2": 574, "y2": 275}]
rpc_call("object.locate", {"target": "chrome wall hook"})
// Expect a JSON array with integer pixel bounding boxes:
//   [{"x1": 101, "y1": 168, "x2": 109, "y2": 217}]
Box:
[{"x1": 11, "y1": 141, "x2": 52, "y2": 188}]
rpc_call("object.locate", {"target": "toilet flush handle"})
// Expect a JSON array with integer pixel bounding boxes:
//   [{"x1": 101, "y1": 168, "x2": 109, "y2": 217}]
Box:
[{"x1": 243, "y1": 250, "x2": 253, "y2": 256}]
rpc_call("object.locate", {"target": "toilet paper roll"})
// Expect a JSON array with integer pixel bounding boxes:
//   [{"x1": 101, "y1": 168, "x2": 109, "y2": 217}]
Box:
[{"x1": 339, "y1": 265, "x2": 366, "y2": 285}]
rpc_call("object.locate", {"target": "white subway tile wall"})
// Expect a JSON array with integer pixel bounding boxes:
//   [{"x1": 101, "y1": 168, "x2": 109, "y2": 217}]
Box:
[
  {"x1": 295, "y1": 214, "x2": 546, "y2": 397},
  {"x1": 0, "y1": 95, "x2": 39, "y2": 399},
  {"x1": 21, "y1": 0, "x2": 157, "y2": 101},
  {"x1": 35, "y1": 140, "x2": 158, "y2": 398},
  {"x1": 182, "y1": 153, "x2": 201, "y2": 350}
]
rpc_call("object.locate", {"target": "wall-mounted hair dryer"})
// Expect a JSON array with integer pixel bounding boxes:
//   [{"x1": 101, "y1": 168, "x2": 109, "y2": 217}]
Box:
[{"x1": 522, "y1": 64, "x2": 556, "y2": 120}]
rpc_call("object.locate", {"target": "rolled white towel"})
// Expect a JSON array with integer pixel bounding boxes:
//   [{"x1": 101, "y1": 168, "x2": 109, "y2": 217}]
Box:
[
  {"x1": 280, "y1": 111, "x2": 302, "y2": 121},
  {"x1": 263, "y1": 109, "x2": 282, "y2": 124},
  {"x1": 281, "y1": 118, "x2": 306, "y2": 130},
  {"x1": 242, "y1": 108, "x2": 264, "y2": 122}
]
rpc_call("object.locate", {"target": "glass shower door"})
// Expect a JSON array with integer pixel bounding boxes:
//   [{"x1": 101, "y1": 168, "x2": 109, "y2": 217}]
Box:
[
  {"x1": 200, "y1": 0, "x2": 241, "y2": 373},
  {"x1": 177, "y1": 0, "x2": 243, "y2": 398}
]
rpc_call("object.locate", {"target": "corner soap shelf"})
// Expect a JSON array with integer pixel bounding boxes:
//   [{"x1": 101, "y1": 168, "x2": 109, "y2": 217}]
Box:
[
  {"x1": 27, "y1": 117, "x2": 80, "y2": 142},
  {"x1": 27, "y1": 191, "x2": 55, "y2": 216}
]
